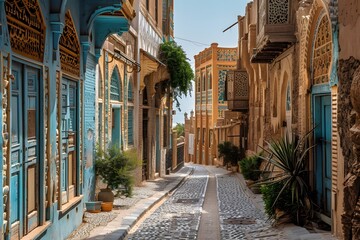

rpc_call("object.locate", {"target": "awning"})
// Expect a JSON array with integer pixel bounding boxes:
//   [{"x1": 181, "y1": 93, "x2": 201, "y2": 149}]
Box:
[{"x1": 140, "y1": 49, "x2": 169, "y2": 91}]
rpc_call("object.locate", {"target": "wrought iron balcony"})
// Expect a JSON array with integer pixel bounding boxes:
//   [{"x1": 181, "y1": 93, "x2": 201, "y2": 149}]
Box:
[
  {"x1": 226, "y1": 70, "x2": 249, "y2": 112},
  {"x1": 251, "y1": 0, "x2": 296, "y2": 63}
]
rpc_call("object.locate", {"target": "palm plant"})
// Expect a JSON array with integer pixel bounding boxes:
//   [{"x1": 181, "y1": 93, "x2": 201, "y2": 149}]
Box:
[{"x1": 257, "y1": 129, "x2": 316, "y2": 225}]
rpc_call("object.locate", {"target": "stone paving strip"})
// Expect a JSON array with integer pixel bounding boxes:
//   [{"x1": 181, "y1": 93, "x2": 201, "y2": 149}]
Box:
[
  {"x1": 126, "y1": 165, "x2": 209, "y2": 240},
  {"x1": 216, "y1": 170, "x2": 281, "y2": 240},
  {"x1": 67, "y1": 166, "x2": 192, "y2": 240}
]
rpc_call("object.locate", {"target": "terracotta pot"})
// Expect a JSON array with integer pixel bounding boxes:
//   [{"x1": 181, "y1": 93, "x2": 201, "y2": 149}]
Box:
[
  {"x1": 101, "y1": 202, "x2": 113, "y2": 212},
  {"x1": 231, "y1": 165, "x2": 238, "y2": 173},
  {"x1": 98, "y1": 188, "x2": 114, "y2": 202}
]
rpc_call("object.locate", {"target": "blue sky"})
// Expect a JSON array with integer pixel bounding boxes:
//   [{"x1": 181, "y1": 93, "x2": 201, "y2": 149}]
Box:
[{"x1": 172, "y1": 0, "x2": 249, "y2": 125}]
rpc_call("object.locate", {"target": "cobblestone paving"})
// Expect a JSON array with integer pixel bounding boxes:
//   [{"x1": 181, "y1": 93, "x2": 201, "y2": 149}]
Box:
[
  {"x1": 67, "y1": 212, "x2": 118, "y2": 240},
  {"x1": 126, "y1": 165, "x2": 208, "y2": 240},
  {"x1": 217, "y1": 173, "x2": 281, "y2": 240},
  {"x1": 68, "y1": 167, "x2": 191, "y2": 239}
]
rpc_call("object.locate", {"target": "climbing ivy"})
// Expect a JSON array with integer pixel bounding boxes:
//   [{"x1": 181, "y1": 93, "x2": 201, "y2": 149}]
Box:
[{"x1": 159, "y1": 41, "x2": 194, "y2": 110}]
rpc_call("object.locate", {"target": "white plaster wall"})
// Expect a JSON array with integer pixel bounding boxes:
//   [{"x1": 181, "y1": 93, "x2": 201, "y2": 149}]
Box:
[{"x1": 138, "y1": 13, "x2": 163, "y2": 57}]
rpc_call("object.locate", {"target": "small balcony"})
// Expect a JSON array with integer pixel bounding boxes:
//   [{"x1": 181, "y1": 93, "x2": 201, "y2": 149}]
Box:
[
  {"x1": 251, "y1": 0, "x2": 296, "y2": 63},
  {"x1": 226, "y1": 70, "x2": 249, "y2": 112}
]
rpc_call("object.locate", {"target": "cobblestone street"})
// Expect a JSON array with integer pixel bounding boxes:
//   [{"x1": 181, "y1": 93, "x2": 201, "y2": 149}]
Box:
[
  {"x1": 126, "y1": 165, "x2": 208, "y2": 240},
  {"x1": 126, "y1": 165, "x2": 281, "y2": 240}
]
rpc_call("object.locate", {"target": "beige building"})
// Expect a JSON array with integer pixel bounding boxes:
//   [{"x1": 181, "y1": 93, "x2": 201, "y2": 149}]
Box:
[
  {"x1": 194, "y1": 43, "x2": 237, "y2": 165},
  {"x1": 228, "y1": 0, "x2": 353, "y2": 238}
]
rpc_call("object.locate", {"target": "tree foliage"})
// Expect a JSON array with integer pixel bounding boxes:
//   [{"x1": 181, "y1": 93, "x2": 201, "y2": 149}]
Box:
[
  {"x1": 173, "y1": 122, "x2": 185, "y2": 137},
  {"x1": 159, "y1": 41, "x2": 194, "y2": 110}
]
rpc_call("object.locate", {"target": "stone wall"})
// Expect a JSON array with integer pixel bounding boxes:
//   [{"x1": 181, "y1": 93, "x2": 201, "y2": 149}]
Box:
[{"x1": 338, "y1": 57, "x2": 360, "y2": 239}]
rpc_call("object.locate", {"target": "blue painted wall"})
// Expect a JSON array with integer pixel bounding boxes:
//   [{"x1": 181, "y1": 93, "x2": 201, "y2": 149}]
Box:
[
  {"x1": 0, "y1": 0, "x2": 131, "y2": 239},
  {"x1": 84, "y1": 53, "x2": 97, "y2": 203}
]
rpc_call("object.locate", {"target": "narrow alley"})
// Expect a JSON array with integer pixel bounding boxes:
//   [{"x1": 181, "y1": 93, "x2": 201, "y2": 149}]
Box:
[{"x1": 121, "y1": 164, "x2": 325, "y2": 240}]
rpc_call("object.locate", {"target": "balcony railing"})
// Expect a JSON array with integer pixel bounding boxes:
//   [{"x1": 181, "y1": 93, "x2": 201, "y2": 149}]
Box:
[
  {"x1": 226, "y1": 70, "x2": 249, "y2": 111},
  {"x1": 251, "y1": 0, "x2": 296, "y2": 63}
]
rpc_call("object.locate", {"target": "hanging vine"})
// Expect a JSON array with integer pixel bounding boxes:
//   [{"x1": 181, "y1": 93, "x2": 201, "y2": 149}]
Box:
[{"x1": 159, "y1": 41, "x2": 194, "y2": 110}]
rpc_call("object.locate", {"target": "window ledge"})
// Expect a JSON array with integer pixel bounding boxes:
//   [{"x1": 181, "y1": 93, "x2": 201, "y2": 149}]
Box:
[
  {"x1": 59, "y1": 195, "x2": 83, "y2": 219},
  {"x1": 21, "y1": 221, "x2": 52, "y2": 240}
]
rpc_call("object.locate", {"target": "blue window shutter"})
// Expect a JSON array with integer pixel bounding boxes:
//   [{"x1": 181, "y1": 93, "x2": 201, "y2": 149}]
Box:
[
  {"x1": 128, "y1": 107, "x2": 134, "y2": 145},
  {"x1": 128, "y1": 79, "x2": 133, "y2": 102},
  {"x1": 110, "y1": 67, "x2": 122, "y2": 101}
]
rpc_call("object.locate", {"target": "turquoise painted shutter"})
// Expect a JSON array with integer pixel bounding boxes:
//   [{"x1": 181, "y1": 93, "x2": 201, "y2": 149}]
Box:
[
  {"x1": 128, "y1": 107, "x2": 134, "y2": 145},
  {"x1": 110, "y1": 67, "x2": 121, "y2": 101},
  {"x1": 128, "y1": 79, "x2": 133, "y2": 102}
]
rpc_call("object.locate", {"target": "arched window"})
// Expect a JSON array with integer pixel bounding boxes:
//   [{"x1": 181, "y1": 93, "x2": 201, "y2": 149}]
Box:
[
  {"x1": 286, "y1": 82, "x2": 291, "y2": 111},
  {"x1": 110, "y1": 67, "x2": 122, "y2": 101},
  {"x1": 312, "y1": 15, "x2": 332, "y2": 85},
  {"x1": 128, "y1": 77, "x2": 133, "y2": 102},
  {"x1": 272, "y1": 78, "x2": 278, "y2": 117}
]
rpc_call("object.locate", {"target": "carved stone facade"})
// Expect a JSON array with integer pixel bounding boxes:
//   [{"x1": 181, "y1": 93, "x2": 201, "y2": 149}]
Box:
[
  {"x1": 194, "y1": 43, "x2": 237, "y2": 165},
  {"x1": 231, "y1": 0, "x2": 349, "y2": 238}
]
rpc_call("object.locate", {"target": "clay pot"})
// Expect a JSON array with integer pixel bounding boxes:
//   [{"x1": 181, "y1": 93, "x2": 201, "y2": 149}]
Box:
[
  {"x1": 101, "y1": 202, "x2": 113, "y2": 212},
  {"x1": 97, "y1": 188, "x2": 114, "y2": 202}
]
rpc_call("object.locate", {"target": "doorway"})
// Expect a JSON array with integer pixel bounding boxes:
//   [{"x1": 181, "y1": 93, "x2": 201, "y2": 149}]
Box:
[
  {"x1": 10, "y1": 62, "x2": 41, "y2": 238},
  {"x1": 111, "y1": 105, "x2": 122, "y2": 148},
  {"x1": 313, "y1": 94, "x2": 332, "y2": 217}
]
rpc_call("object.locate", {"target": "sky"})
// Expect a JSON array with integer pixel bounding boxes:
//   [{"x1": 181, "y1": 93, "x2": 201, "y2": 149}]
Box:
[{"x1": 172, "y1": 0, "x2": 249, "y2": 125}]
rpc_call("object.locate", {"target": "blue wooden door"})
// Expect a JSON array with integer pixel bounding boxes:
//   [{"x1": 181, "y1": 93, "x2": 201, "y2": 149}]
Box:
[
  {"x1": 10, "y1": 62, "x2": 40, "y2": 238},
  {"x1": 111, "y1": 106, "x2": 121, "y2": 148},
  {"x1": 314, "y1": 95, "x2": 332, "y2": 216}
]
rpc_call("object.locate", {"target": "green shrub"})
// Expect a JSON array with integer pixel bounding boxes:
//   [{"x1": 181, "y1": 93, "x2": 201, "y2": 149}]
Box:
[
  {"x1": 261, "y1": 182, "x2": 295, "y2": 220},
  {"x1": 257, "y1": 129, "x2": 315, "y2": 225},
  {"x1": 239, "y1": 155, "x2": 262, "y2": 181},
  {"x1": 95, "y1": 145, "x2": 141, "y2": 197},
  {"x1": 218, "y1": 141, "x2": 243, "y2": 166}
]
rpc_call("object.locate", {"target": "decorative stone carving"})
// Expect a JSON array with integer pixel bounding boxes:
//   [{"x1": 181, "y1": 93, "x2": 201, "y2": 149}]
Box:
[
  {"x1": 268, "y1": 0, "x2": 290, "y2": 24},
  {"x1": 5, "y1": 0, "x2": 45, "y2": 62},
  {"x1": 218, "y1": 70, "x2": 227, "y2": 103},
  {"x1": 55, "y1": 71, "x2": 60, "y2": 202},
  {"x1": 2, "y1": 54, "x2": 10, "y2": 232},
  {"x1": 60, "y1": 12, "x2": 80, "y2": 78},
  {"x1": 44, "y1": 67, "x2": 50, "y2": 206},
  {"x1": 312, "y1": 15, "x2": 332, "y2": 85},
  {"x1": 217, "y1": 49, "x2": 237, "y2": 62},
  {"x1": 351, "y1": 67, "x2": 360, "y2": 141},
  {"x1": 345, "y1": 65, "x2": 360, "y2": 240}
]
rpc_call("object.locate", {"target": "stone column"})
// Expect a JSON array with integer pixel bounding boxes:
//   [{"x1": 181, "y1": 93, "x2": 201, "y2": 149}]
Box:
[{"x1": 172, "y1": 130, "x2": 177, "y2": 170}]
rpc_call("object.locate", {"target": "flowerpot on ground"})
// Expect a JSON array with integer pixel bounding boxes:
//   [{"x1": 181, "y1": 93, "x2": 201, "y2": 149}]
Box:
[
  {"x1": 250, "y1": 185, "x2": 261, "y2": 194},
  {"x1": 245, "y1": 179, "x2": 254, "y2": 186},
  {"x1": 101, "y1": 202, "x2": 114, "y2": 212},
  {"x1": 85, "y1": 201, "x2": 102, "y2": 213},
  {"x1": 97, "y1": 188, "x2": 115, "y2": 202},
  {"x1": 231, "y1": 165, "x2": 238, "y2": 173}
]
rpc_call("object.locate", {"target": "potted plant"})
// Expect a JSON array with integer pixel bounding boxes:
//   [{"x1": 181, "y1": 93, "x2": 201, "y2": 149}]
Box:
[
  {"x1": 95, "y1": 145, "x2": 141, "y2": 211},
  {"x1": 218, "y1": 141, "x2": 242, "y2": 172},
  {"x1": 239, "y1": 155, "x2": 262, "y2": 193},
  {"x1": 256, "y1": 129, "x2": 315, "y2": 226}
]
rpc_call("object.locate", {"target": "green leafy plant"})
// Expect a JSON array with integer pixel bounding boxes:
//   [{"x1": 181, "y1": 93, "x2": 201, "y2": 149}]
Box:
[
  {"x1": 261, "y1": 182, "x2": 295, "y2": 223},
  {"x1": 256, "y1": 129, "x2": 315, "y2": 225},
  {"x1": 218, "y1": 141, "x2": 242, "y2": 166},
  {"x1": 159, "y1": 41, "x2": 194, "y2": 110},
  {"x1": 95, "y1": 145, "x2": 141, "y2": 197},
  {"x1": 173, "y1": 122, "x2": 185, "y2": 137},
  {"x1": 239, "y1": 155, "x2": 262, "y2": 181}
]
